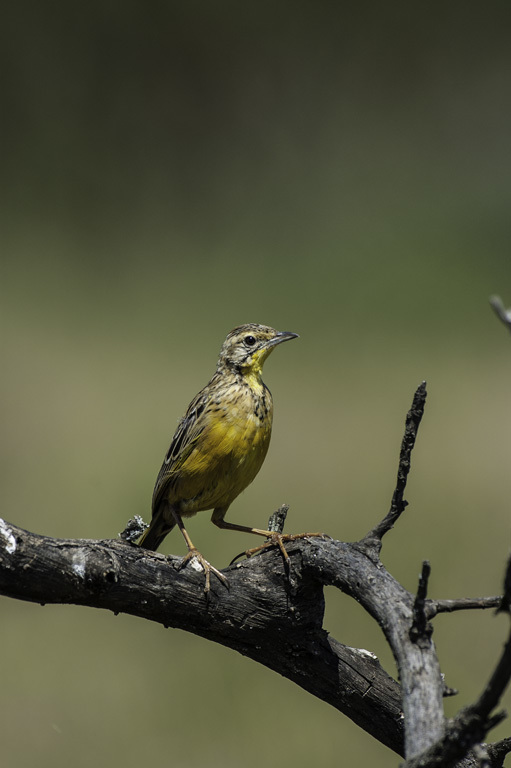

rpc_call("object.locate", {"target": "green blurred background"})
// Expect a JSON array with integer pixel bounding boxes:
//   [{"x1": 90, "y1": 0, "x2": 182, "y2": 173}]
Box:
[{"x1": 2, "y1": 2, "x2": 511, "y2": 766}]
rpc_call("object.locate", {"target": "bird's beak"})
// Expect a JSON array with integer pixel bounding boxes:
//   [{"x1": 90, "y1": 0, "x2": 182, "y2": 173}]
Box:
[{"x1": 266, "y1": 331, "x2": 299, "y2": 348}]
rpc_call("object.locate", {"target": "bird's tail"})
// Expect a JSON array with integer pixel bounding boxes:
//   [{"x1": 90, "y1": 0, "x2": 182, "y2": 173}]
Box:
[{"x1": 138, "y1": 513, "x2": 175, "y2": 552}]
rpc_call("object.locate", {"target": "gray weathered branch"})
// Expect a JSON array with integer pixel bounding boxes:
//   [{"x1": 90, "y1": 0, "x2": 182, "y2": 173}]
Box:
[
  {"x1": 0, "y1": 520, "x2": 406, "y2": 753},
  {"x1": 1, "y1": 380, "x2": 509, "y2": 767}
]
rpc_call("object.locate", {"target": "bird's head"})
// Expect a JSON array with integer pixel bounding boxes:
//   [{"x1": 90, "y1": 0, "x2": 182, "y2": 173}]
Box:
[{"x1": 217, "y1": 324, "x2": 298, "y2": 376}]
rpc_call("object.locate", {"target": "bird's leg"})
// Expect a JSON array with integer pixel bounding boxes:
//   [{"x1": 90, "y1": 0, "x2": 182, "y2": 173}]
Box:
[
  {"x1": 171, "y1": 508, "x2": 229, "y2": 593},
  {"x1": 211, "y1": 508, "x2": 325, "y2": 565}
]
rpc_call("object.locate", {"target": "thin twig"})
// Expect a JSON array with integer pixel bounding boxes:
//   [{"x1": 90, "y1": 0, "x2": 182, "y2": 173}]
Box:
[
  {"x1": 497, "y1": 554, "x2": 511, "y2": 615},
  {"x1": 410, "y1": 561, "x2": 432, "y2": 643},
  {"x1": 362, "y1": 381, "x2": 427, "y2": 545},
  {"x1": 118, "y1": 515, "x2": 147, "y2": 542},
  {"x1": 426, "y1": 596, "x2": 501, "y2": 620},
  {"x1": 473, "y1": 636, "x2": 511, "y2": 728},
  {"x1": 441, "y1": 675, "x2": 458, "y2": 698},
  {"x1": 474, "y1": 556, "x2": 511, "y2": 715},
  {"x1": 267, "y1": 504, "x2": 289, "y2": 533}
]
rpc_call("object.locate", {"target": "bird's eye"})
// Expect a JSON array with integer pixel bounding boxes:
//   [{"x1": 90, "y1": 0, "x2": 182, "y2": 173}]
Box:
[{"x1": 244, "y1": 335, "x2": 256, "y2": 347}]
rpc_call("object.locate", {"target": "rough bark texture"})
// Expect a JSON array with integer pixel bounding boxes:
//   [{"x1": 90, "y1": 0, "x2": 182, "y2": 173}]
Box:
[
  {"x1": 1, "y1": 377, "x2": 510, "y2": 766},
  {"x1": 0, "y1": 518, "x2": 509, "y2": 767},
  {"x1": 0, "y1": 521, "x2": 405, "y2": 754}
]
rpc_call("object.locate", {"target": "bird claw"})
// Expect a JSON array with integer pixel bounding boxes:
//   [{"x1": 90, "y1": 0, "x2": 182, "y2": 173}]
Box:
[
  {"x1": 179, "y1": 548, "x2": 229, "y2": 595},
  {"x1": 245, "y1": 532, "x2": 292, "y2": 562},
  {"x1": 230, "y1": 532, "x2": 326, "y2": 566}
]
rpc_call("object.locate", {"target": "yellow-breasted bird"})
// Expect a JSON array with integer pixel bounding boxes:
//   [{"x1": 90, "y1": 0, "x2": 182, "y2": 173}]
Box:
[{"x1": 139, "y1": 323, "x2": 305, "y2": 592}]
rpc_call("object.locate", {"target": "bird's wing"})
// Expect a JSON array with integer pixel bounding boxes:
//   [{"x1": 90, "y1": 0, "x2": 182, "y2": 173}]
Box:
[{"x1": 151, "y1": 388, "x2": 211, "y2": 511}]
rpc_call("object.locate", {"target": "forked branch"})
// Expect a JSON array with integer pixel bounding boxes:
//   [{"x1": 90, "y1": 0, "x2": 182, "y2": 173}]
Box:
[{"x1": 1, "y1": 381, "x2": 510, "y2": 767}]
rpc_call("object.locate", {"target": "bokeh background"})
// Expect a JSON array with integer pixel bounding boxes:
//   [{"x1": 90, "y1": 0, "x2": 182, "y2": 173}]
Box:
[{"x1": 2, "y1": 2, "x2": 511, "y2": 766}]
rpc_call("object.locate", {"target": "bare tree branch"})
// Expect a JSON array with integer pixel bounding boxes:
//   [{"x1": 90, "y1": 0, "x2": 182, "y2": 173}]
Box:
[
  {"x1": 361, "y1": 381, "x2": 427, "y2": 548},
  {"x1": 410, "y1": 560, "x2": 433, "y2": 642},
  {"x1": 1, "y1": 380, "x2": 510, "y2": 768},
  {"x1": 426, "y1": 596, "x2": 501, "y2": 619},
  {"x1": 403, "y1": 558, "x2": 511, "y2": 768},
  {"x1": 0, "y1": 519, "x2": 406, "y2": 756}
]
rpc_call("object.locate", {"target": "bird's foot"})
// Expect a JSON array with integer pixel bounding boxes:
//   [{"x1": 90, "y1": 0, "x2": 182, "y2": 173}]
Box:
[
  {"x1": 179, "y1": 548, "x2": 229, "y2": 595},
  {"x1": 230, "y1": 532, "x2": 326, "y2": 567}
]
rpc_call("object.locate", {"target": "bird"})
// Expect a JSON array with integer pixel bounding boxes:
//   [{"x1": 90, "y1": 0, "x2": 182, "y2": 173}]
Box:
[{"x1": 139, "y1": 323, "x2": 305, "y2": 592}]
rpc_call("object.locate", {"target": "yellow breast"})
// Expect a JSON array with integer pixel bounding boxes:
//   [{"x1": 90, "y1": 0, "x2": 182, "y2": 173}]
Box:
[{"x1": 170, "y1": 381, "x2": 273, "y2": 514}]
